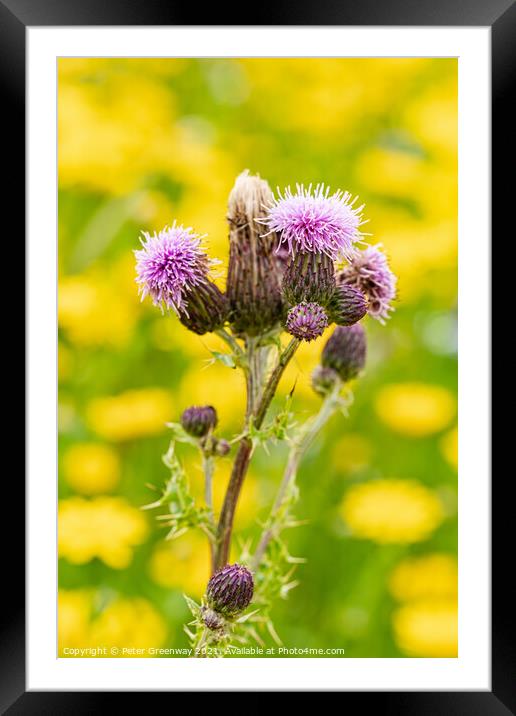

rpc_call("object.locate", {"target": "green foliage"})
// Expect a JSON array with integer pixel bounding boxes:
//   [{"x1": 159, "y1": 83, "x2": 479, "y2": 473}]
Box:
[{"x1": 143, "y1": 438, "x2": 215, "y2": 541}]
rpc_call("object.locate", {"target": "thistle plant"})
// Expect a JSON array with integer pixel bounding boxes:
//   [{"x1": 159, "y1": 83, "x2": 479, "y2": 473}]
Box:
[{"x1": 136, "y1": 171, "x2": 397, "y2": 656}]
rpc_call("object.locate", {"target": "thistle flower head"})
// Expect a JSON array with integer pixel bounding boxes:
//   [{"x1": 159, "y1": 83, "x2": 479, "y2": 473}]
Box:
[
  {"x1": 206, "y1": 563, "x2": 254, "y2": 617},
  {"x1": 286, "y1": 302, "x2": 328, "y2": 342},
  {"x1": 181, "y1": 405, "x2": 218, "y2": 438},
  {"x1": 338, "y1": 244, "x2": 397, "y2": 323},
  {"x1": 328, "y1": 284, "x2": 368, "y2": 327},
  {"x1": 135, "y1": 223, "x2": 210, "y2": 314},
  {"x1": 322, "y1": 324, "x2": 367, "y2": 383},
  {"x1": 263, "y1": 184, "x2": 364, "y2": 260}
]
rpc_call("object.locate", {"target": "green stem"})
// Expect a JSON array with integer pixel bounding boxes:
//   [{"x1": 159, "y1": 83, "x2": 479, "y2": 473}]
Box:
[
  {"x1": 215, "y1": 328, "x2": 245, "y2": 362},
  {"x1": 252, "y1": 381, "x2": 343, "y2": 571},
  {"x1": 214, "y1": 337, "x2": 301, "y2": 571}
]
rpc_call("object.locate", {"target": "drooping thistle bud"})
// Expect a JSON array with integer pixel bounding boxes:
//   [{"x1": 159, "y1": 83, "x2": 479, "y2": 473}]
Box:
[
  {"x1": 201, "y1": 606, "x2": 225, "y2": 632},
  {"x1": 180, "y1": 405, "x2": 217, "y2": 438},
  {"x1": 321, "y1": 324, "x2": 366, "y2": 383},
  {"x1": 226, "y1": 171, "x2": 283, "y2": 336},
  {"x1": 285, "y1": 302, "x2": 328, "y2": 342},
  {"x1": 134, "y1": 223, "x2": 228, "y2": 335},
  {"x1": 282, "y1": 250, "x2": 336, "y2": 307},
  {"x1": 311, "y1": 365, "x2": 341, "y2": 397},
  {"x1": 206, "y1": 563, "x2": 254, "y2": 617},
  {"x1": 178, "y1": 280, "x2": 228, "y2": 335},
  {"x1": 327, "y1": 284, "x2": 368, "y2": 326},
  {"x1": 337, "y1": 244, "x2": 397, "y2": 324}
]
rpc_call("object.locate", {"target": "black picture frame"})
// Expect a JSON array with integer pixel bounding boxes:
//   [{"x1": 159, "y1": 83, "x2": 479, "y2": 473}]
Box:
[{"x1": 5, "y1": 0, "x2": 508, "y2": 710}]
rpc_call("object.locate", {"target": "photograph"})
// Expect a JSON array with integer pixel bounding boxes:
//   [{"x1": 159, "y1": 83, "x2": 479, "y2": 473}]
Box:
[{"x1": 57, "y1": 57, "x2": 459, "y2": 660}]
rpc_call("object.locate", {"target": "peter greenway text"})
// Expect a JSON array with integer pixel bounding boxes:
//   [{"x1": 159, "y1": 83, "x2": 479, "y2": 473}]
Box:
[{"x1": 61, "y1": 646, "x2": 346, "y2": 657}]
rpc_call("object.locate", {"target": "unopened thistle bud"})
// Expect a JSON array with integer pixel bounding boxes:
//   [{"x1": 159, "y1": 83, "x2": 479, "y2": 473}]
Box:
[
  {"x1": 282, "y1": 250, "x2": 336, "y2": 307},
  {"x1": 134, "y1": 223, "x2": 228, "y2": 335},
  {"x1": 311, "y1": 365, "x2": 340, "y2": 397},
  {"x1": 321, "y1": 324, "x2": 366, "y2": 383},
  {"x1": 181, "y1": 405, "x2": 217, "y2": 438},
  {"x1": 201, "y1": 606, "x2": 225, "y2": 631},
  {"x1": 214, "y1": 438, "x2": 231, "y2": 457},
  {"x1": 226, "y1": 171, "x2": 283, "y2": 336},
  {"x1": 206, "y1": 563, "x2": 254, "y2": 617},
  {"x1": 327, "y1": 284, "x2": 368, "y2": 326},
  {"x1": 286, "y1": 302, "x2": 328, "y2": 342}
]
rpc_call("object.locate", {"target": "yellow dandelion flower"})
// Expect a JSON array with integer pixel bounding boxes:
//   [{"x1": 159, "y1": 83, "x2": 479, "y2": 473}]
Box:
[
  {"x1": 392, "y1": 599, "x2": 458, "y2": 657},
  {"x1": 62, "y1": 443, "x2": 121, "y2": 495},
  {"x1": 58, "y1": 496, "x2": 148, "y2": 568},
  {"x1": 149, "y1": 532, "x2": 211, "y2": 597},
  {"x1": 86, "y1": 388, "x2": 173, "y2": 441},
  {"x1": 389, "y1": 554, "x2": 457, "y2": 602},
  {"x1": 341, "y1": 479, "x2": 444, "y2": 544},
  {"x1": 375, "y1": 383, "x2": 456, "y2": 437},
  {"x1": 440, "y1": 426, "x2": 458, "y2": 470}
]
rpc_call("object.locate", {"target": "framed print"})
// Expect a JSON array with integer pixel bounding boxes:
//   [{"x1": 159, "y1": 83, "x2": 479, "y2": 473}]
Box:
[{"x1": 5, "y1": 0, "x2": 510, "y2": 709}]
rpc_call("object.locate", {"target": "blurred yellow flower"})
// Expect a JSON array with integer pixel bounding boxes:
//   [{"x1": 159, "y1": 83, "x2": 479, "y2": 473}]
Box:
[
  {"x1": 375, "y1": 383, "x2": 456, "y2": 437},
  {"x1": 58, "y1": 589, "x2": 93, "y2": 653},
  {"x1": 59, "y1": 275, "x2": 137, "y2": 348},
  {"x1": 440, "y1": 426, "x2": 458, "y2": 470},
  {"x1": 62, "y1": 443, "x2": 121, "y2": 494},
  {"x1": 149, "y1": 532, "x2": 210, "y2": 597},
  {"x1": 403, "y1": 73, "x2": 457, "y2": 160},
  {"x1": 341, "y1": 479, "x2": 444, "y2": 544},
  {"x1": 392, "y1": 599, "x2": 458, "y2": 657},
  {"x1": 90, "y1": 597, "x2": 166, "y2": 656},
  {"x1": 59, "y1": 496, "x2": 148, "y2": 568},
  {"x1": 389, "y1": 554, "x2": 457, "y2": 602},
  {"x1": 59, "y1": 589, "x2": 166, "y2": 657},
  {"x1": 356, "y1": 147, "x2": 426, "y2": 198},
  {"x1": 86, "y1": 388, "x2": 173, "y2": 441},
  {"x1": 179, "y1": 363, "x2": 246, "y2": 431}
]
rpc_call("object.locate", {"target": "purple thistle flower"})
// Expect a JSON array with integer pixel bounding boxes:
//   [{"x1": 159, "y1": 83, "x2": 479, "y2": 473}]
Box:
[
  {"x1": 134, "y1": 223, "x2": 210, "y2": 314},
  {"x1": 206, "y1": 564, "x2": 254, "y2": 617},
  {"x1": 337, "y1": 244, "x2": 397, "y2": 324},
  {"x1": 286, "y1": 302, "x2": 328, "y2": 342},
  {"x1": 263, "y1": 184, "x2": 364, "y2": 260}
]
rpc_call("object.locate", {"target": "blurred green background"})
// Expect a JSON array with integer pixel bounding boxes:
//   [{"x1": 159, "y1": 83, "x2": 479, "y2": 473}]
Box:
[{"x1": 58, "y1": 58, "x2": 458, "y2": 658}]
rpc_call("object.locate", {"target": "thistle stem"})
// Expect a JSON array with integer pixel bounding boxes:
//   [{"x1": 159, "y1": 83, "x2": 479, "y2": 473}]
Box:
[
  {"x1": 214, "y1": 337, "x2": 301, "y2": 571},
  {"x1": 201, "y1": 451, "x2": 216, "y2": 572},
  {"x1": 252, "y1": 381, "x2": 343, "y2": 571},
  {"x1": 215, "y1": 328, "x2": 245, "y2": 361}
]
